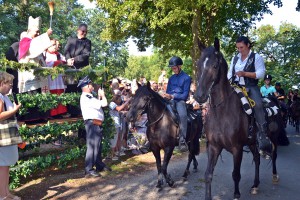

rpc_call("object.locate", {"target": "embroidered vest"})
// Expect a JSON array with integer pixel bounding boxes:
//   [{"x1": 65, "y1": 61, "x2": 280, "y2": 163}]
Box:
[{"x1": 232, "y1": 52, "x2": 257, "y2": 86}]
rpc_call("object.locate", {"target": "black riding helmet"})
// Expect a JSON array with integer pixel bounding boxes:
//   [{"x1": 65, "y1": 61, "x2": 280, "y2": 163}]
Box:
[
  {"x1": 169, "y1": 56, "x2": 183, "y2": 67},
  {"x1": 264, "y1": 74, "x2": 272, "y2": 81}
]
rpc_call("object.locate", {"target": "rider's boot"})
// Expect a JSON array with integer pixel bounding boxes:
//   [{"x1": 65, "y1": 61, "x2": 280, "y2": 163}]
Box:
[{"x1": 257, "y1": 123, "x2": 273, "y2": 157}]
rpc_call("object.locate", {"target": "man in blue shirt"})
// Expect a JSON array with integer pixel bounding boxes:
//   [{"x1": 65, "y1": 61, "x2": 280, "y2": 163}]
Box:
[{"x1": 163, "y1": 56, "x2": 191, "y2": 148}]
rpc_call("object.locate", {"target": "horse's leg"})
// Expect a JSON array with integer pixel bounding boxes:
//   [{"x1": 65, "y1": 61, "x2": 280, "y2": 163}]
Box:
[
  {"x1": 182, "y1": 152, "x2": 193, "y2": 179},
  {"x1": 248, "y1": 143, "x2": 260, "y2": 195},
  {"x1": 205, "y1": 144, "x2": 221, "y2": 200},
  {"x1": 192, "y1": 155, "x2": 199, "y2": 172},
  {"x1": 272, "y1": 144, "x2": 279, "y2": 183},
  {"x1": 232, "y1": 147, "x2": 243, "y2": 199},
  {"x1": 162, "y1": 146, "x2": 175, "y2": 187},
  {"x1": 152, "y1": 147, "x2": 163, "y2": 188}
]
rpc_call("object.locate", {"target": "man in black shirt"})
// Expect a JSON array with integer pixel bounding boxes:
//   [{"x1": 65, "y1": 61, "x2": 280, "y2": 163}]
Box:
[{"x1": 64, "y1": 23, "x2": 91, "y2": 69}]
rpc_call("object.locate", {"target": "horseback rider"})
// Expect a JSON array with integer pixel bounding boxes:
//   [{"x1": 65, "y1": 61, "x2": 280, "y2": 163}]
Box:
[
  {"x1": 163, "y1": 56, "x2": 191, "y2": 150},
  {"x1": 228, "y1": 36, "x2": 272, "y2": 156},
  {"x1": 260, "y1": 74, "x2": 278, "y2": 97}
]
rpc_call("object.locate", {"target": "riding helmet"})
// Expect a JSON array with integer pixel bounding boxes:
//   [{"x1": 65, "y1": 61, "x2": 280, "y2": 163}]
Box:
[
  {"x1": 264, "y1": 74, "x2": 272, "y2": 81},
  {"x1": 168, "y1": 56, "x2": 183, "y2": 67},
  {"x1": 275, "y1": 82, "x2": 281, "y2": 86}
]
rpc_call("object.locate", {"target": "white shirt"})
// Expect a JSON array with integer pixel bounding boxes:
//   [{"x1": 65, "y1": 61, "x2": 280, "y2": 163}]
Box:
[
  {"x1": 80, "y1": 92, "x2": 106, "y2": 121},
  {"x1": 227, "y1": 50, "x2": 265, "y2": 85}
]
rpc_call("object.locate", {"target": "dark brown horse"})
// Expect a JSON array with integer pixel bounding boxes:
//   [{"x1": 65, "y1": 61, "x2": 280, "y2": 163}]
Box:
[
  {"x1": 126, "y1": 82, "x2": 202, "y2": 189},
  {"x1": 290, "y1": 99, "x2": 300, "y2": 132},
  {"x1": 194, "y1": 39, "x2": 279, "y2": 200}
]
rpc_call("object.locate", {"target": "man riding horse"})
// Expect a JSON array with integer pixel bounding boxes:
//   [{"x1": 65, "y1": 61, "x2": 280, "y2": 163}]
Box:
[
  {"x1": 227, "y1": 36, "x2": 272, "y2": 156},
  {"x1": 163, "y1": 56, "x2": 191, "y2": 150}
]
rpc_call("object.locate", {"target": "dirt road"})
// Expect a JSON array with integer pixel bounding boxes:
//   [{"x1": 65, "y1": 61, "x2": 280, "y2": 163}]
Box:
[{"x1": 16, "y1": 124, "x2": 300, "y2": 200}]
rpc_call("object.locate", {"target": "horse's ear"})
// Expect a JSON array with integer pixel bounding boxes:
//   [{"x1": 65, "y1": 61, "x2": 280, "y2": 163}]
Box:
[
  {"x1": 197, "y1": 38, "x2": 206, "y2": 52},
  {"x1": 214, "y1": 37, "x2": 220, "y2": 52},
  {"x1": 146, "y1": 81, "x2": 151, "y2": 89}
]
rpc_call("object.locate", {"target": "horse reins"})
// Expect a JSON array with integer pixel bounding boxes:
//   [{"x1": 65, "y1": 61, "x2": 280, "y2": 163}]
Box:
[{"x1": 146, "y1": 99, "x2": 167, "y2": 126}]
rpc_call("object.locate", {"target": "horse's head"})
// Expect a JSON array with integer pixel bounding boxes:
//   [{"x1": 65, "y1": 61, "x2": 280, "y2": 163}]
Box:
[
  {"x1": 126, "y1": 82, "x2": 152, "y2": 123},
  {"x1": 194, "y1": 38, "x2": 228, "y2": 103}
]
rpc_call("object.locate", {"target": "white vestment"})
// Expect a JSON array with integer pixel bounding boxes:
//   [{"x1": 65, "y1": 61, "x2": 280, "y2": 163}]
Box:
[{"x1": 18, "y1": 33, "x2": 51, "y2": 93}]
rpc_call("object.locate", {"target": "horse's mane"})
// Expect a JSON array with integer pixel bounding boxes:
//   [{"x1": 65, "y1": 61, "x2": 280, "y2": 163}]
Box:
[{"x1": 148, "y1": 86, "x2": 169, "y2": 105}]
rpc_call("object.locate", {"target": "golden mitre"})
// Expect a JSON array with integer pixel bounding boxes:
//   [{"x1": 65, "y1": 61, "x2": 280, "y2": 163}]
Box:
[{"x1": 28, "y1": 16, "x2": 42, "y2": 31}]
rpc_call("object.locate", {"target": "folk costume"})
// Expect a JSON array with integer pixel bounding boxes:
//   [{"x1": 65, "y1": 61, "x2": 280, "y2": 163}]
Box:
[{"x1": 18, "y1": 16, "x2": 52, "y2": 93}]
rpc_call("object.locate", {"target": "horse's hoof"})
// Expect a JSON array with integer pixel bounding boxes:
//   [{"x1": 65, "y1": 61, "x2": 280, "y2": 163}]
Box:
[
  {"x1": 234, "y1": 193, "x2": 241, "y2": 199},
  {"x1": 250, "y1": 187, "x2": 259, "y2": 195},
  {"x1": 168, "y1": 180, "x2": 175, "y2": 187},
  {"x1": 193, "y1": 168, "x2": 198, "y2": 173},
  {"x1": 272, "y1": 174, "x2": 280, "y2": 183}
]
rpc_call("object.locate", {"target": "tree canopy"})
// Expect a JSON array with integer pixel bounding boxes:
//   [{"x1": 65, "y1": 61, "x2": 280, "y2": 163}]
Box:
[
  {"x1": 251, "y1": 22, "x2": 300, "y2": 90},
  {"x1": 97, "y1": 0, "x2": 289, "y2": 72}
]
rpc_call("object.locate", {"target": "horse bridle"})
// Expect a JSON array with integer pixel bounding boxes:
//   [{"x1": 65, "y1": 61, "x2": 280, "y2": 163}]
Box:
[{"x1": 142, "y1": 96, "x2": 167, "y2": 127}]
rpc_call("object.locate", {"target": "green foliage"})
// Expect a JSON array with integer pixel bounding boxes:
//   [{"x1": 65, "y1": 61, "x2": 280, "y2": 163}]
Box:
[
  {"x1": 18, "y1": 120, "x2": 84, "y2": 148},
  {"x1": 97, "y1": 0, "x2": 284, "y2": 72},
  {"x1": 9, "y1": 146, "x2": 86, "y2": 189},
  {"x1": 251, "y1": 22, "x2": 300, "y2": 90},
  {"x1": 13, "y1": 92, "x2": 81, "y2": 115}
]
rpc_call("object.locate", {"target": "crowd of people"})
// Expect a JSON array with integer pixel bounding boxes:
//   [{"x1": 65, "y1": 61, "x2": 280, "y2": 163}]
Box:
[{"x1": 0, "y1": 15, "x2": 297, "y2": 199}]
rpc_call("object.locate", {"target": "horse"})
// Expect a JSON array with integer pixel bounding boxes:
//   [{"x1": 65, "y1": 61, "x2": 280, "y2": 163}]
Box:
[
  {"x1": 290, "y1": 99, "x2": 300, "y2": 132},
  {"x1": 126, "y1": 82, "x2": 202, "y2": 188},
  {"x1": 194, "y1": 38, "x2": 279, "y2": 200}
]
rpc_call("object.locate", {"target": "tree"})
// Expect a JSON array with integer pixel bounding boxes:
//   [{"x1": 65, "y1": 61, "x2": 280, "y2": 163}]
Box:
[
  {"x1": 97, "y1": 0, "x2": 286, "y2": 73},
  {"x1": 252, "y1": 23, "x2": 300, "y2": 90}
]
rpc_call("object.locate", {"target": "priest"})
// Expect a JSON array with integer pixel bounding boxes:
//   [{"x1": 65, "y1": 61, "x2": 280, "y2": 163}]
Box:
[{"x1": 18, "y1": 16, "x2": 53, "y2": 93}]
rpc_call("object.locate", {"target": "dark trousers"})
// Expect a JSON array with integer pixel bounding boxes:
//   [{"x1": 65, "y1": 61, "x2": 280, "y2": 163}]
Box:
[
  {"x1": 84, "y1": 119, "x2": 105, "y2": 173},
  {"x1": 247, "y1": 85, "x2": 266, "y2": 125}
]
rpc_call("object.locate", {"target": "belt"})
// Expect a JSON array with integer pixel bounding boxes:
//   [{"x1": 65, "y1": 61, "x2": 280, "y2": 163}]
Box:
[{"x1": 85, "y1": 119, "x2": 103, "y2": 126}]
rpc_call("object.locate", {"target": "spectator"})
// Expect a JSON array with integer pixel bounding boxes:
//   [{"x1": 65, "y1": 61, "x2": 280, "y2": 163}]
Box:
[
  {"x1": 18, "y1": 16, "x2": 53, "y2": 93},
  {"x1": 44, "y1": 39, "x2": 67, "y2": 118},
  {"x1": 109, "y1": 91, "x2": 131, "y2": 160},
  {"x1": 186, "y1": 82, "x2": 201, "y2": 110},
  {"x1": 158, "y1": 70, "x2": 167, "y2": 88},
  {"x1": 151, "y1": 82, "x2": 159, "y2": 92},
  {"x1": 78, "y1": 76, "x2": 111, "y2": 177},
  {"x1": 0, "y1": 72, "x2": 22, "y2": 200}
]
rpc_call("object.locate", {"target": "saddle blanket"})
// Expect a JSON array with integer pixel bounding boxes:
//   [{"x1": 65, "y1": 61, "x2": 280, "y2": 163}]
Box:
[{"x1": 233, "y1": 87, "x2": 279, "y2": 117}]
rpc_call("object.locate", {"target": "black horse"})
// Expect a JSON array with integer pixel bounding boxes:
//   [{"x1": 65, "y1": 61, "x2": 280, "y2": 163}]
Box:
[
  {"x1": 194, "y1": 39, "x2": 280, "y2": 200},
  {"x1": 290, "y1": 100, "x2": 300, "y2": 132},
  {"x1": 126, "y1": 82, "x2": 202, "y2": 188}
]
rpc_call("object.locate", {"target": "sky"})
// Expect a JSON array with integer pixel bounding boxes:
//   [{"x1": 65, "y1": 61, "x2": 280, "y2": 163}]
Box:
[{"x1": 78, "y1": 0, "x2": 300, "y2": 56}]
